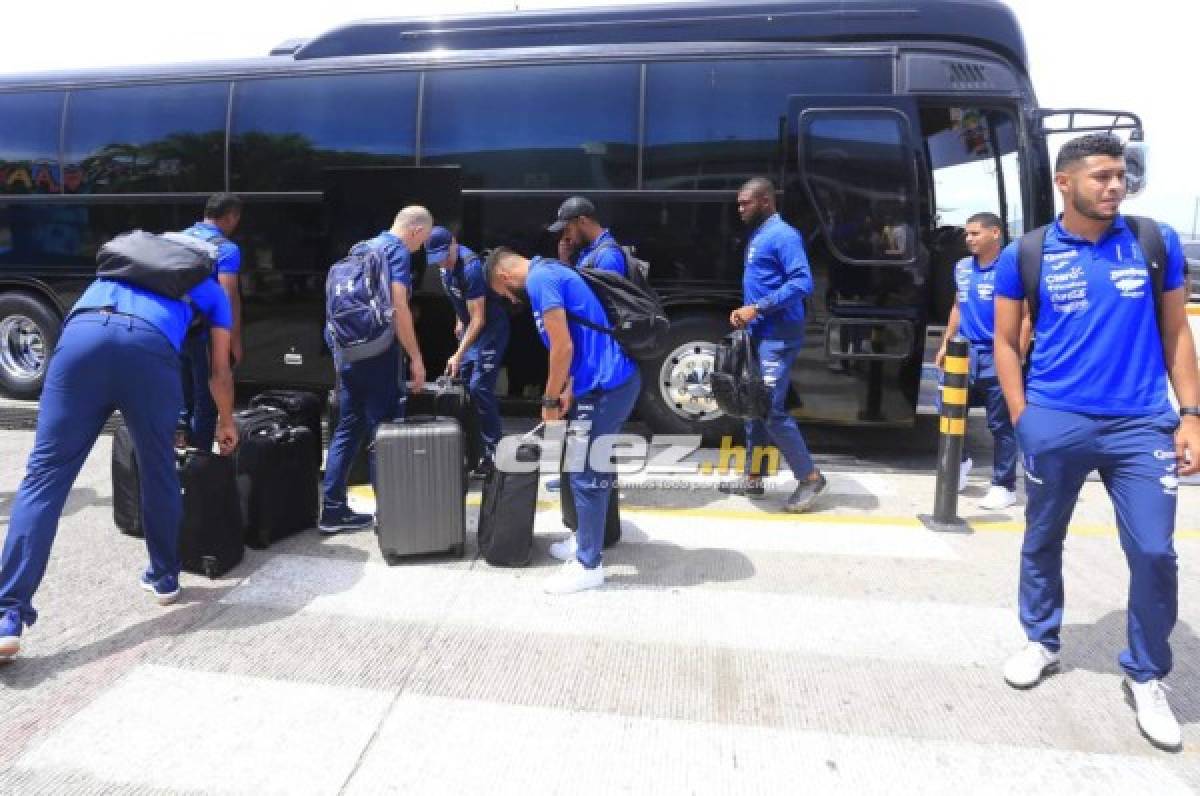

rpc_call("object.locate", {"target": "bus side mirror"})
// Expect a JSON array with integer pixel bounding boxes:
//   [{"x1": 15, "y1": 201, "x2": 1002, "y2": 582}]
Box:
[{"x1": 1125, "y1": 138, "x2": 1148, "y2": 197}]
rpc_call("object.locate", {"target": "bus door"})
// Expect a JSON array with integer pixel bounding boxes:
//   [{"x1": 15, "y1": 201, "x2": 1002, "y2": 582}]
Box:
[
  {"x1": 322, "y1": 166, "x2": 464, "y2": 377},
  {"x1": 787, "y1": 96, "x2": 923, "y2": 425}
]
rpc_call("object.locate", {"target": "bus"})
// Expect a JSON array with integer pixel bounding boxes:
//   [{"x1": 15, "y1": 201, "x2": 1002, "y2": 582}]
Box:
[{"x1": 0, "y1": 0, "x2": 1147, "y2": 441}]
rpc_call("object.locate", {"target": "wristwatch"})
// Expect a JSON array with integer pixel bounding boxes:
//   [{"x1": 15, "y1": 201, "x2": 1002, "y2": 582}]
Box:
[
  {"x1": 541, "y1": 396, "x2": 562, "y2": 409},
  {"x1": 1181, "y1": 406, "x2": 1200, "y2": 418}
]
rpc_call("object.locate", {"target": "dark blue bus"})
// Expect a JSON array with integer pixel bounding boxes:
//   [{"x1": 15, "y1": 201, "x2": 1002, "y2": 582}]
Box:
[{"x1": 0, "y1": 0, "x2": 1145, "y2": 440}]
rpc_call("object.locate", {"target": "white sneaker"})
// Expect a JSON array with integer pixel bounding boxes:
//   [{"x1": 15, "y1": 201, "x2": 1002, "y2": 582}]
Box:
[
  {"x1": 958, "y1": 458, "x2": 973, "y2": 493},
  {"x1": 543, "y1": 558, "x2": 604, "y2": 595},
  {"x1": 548, "y1": 536, "x2": 578, "y2": 562},
  {"x1": 1003, "y1": 642, "x2": 1060, "y2": 688},
  {"x1": 980, "y1": 485, "x2": 1017, "y2": 510},
  {"x1": 1125, "y1": 678, "x2": 1183, "y2": 751}
]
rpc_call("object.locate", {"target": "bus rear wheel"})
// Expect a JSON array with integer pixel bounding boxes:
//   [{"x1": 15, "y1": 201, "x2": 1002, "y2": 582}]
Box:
[
  {"x1": 636, "y1": 313, "x2": 742, "y2": 446},
  {"x1": 0, "y1": 293, "x2": 59, "y2": 400}
]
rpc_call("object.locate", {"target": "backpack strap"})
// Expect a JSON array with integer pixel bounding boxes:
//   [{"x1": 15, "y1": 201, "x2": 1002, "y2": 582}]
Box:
[
  {"x1": 1124, "y1": 215, "x2": 1167, "y2": 335},
  {"x1": 1016, "y1": 224, "x2": 1050, "y2": 326},
  {"x1": 580, "y1": 238, "x2": 626, "y2": 272}
]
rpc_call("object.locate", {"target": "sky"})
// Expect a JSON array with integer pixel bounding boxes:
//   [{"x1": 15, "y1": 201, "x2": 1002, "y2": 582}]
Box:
[{"x1": 2, "y1": 0, "x2": 1197, "y2": 235}]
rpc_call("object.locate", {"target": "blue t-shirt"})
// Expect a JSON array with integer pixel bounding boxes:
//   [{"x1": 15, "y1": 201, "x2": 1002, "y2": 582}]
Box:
[
  {"x1": 525, "y1": 257, "x2": 637, "y2": 396},
  {"x1": 73, "y1": 278, "x2": 233, "y2": 352},
  {"x1": 360, "y1": 230, "x2": 413, "y2": 291},
  {"x1": 743, "y1": 213, "x2": 812, "y2": 340},
  {"x1": 954, "y1": 255, "x2": 999, "y2": 347},
  {"x1": 438, "y1": 244, "x2": 509, "y2": 333},
  {"x1": 576, "y1": 229, "x2": 627, "y2": 277},
  {"x1": 994, "y1": 215, "x2": 1187, "y2": 416},
  {"x1": 182, "y1": 221, "x2": 241, "y2": 277}
]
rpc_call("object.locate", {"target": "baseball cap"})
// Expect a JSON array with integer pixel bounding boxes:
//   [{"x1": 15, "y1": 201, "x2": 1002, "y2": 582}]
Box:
[
  {"x1": 547, "y1": 196, "x2": 596, "y2": 233},
  {"x1": 425, "y1": 226, "x2": 454, "y2": 265}
]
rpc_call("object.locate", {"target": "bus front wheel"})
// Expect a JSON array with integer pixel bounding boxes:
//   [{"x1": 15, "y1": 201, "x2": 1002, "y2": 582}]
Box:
[
  {"x1": 636, "y1": 313, "x2": 742, "y2": 446},
  {"x1": 0, "y1": 292, "x2": 60, "y2": 400}
]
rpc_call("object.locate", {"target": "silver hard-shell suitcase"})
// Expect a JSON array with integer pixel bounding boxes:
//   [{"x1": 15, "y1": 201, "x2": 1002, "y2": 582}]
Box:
[{"x1": 373, "y1": 416, "x2": 466, "y2": 560}]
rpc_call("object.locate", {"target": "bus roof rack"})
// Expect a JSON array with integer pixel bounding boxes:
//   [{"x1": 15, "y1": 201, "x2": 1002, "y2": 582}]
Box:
[
  {"x1": 292, "y1": 0, "x2": 1027, "y2": 70},
  {"x1": 269, "y1": 38, "x2": 308, "y2": 56}
]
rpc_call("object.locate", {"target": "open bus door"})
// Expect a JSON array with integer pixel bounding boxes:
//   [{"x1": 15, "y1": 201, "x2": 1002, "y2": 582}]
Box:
[
  {"x1": 787, "y1": 96, "x2": 923, "y2": 425},
  {"x1": 322, "y1": 166, "x2": 464, "y2": 376}
]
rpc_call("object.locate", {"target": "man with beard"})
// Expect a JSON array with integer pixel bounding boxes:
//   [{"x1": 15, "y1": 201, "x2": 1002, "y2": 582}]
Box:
[
  {"x1": 993, "y1": 133, "x2": 1200, "y2": 751},
  {"x1": 720, "y1": 177, "x2": 827, "y2": 511},
  {"x1": 547, "y1": 196, "x2": 627, "y2": 277},
  {"x1": 486, "y1": 247, "x2": 639, "y2": 594}
]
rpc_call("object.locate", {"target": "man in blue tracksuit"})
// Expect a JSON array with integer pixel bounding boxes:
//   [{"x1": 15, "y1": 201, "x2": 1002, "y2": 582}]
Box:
[
  {"x1": 179, "y1": 193, "x2": 243, "y2": 452},
  {"x1": 935, "y1": 212, "x2": 1027, "y2": 509},
  {"x1": 547, "y1": 196, "x2": 627, "y2": 276},
  {"x1": 486, "y1": 247, "x2": 639, "y2": 595},
  {"x1": 428, "y1": 226, "x2": 510, "y2": 476},
  {"x1": 721, "y1": 177, "x2": 827, "y2": 512},
  {"x1": 0, "y1": 264, "x2": 237, "y2": 661},
  {"x1": 994, "y1": 134, "x2": 1200, "y2": 751},
  {"x1": 321, "y1": 206, "x2": 432, "y2": 533}
]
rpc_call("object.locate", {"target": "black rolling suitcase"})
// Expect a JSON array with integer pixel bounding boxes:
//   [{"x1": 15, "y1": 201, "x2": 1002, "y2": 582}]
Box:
[
  {"x1": 374, "y1": 415, "x2": 466, "y2": 560},
  {"x1": 178, "y1": 448, "x2": 244, "y2": 578},
  {"x1": 249, "y1": 390, "x2": 324, "y2": 468},
  {"x1": 234, "y1": 409, "x2": 320, "y2": 548},
  {"x1": 326, "y1": 388, "x2": 372, "y2": 485},
  {"x1": 477, "y1": 438, "x2": 540, "y2": 567},
  {"x1": 112, "y1": 419, "x2": 143, "y2": 537},
  {"x1": 560, "y1": 460, "x2": 622, "y2": 549},
  {"x1": 407, "y1": 377, "x2": 482, "y2": 474}
]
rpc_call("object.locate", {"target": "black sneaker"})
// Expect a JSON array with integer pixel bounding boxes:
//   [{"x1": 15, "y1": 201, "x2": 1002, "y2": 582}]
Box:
[
  {"x1": 470, "y1": 459, "x2": 495, "y2": 480},
  {"x1": 718, "y1": 479, "x2": 765, "y2": 498},
  {"x1": 318, "y1": 507, "x2": 375, "y2": 535},
  {"x1": 785, "y1": 473, "x2": 828, "y2": 513}
]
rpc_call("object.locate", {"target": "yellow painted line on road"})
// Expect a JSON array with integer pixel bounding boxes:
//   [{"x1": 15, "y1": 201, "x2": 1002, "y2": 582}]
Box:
[
  {"x1": 1186, "y1": 304, "x2": 1200, "y2": 317},
  {"x1": 348, "y1": 485, "x2": 1200, "y2": 540}
]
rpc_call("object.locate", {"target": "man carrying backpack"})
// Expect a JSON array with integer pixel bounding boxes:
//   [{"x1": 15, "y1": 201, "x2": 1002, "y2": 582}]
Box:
[
  {"x1": 486, "y1": 247, "x2": 640, "y2": 594},
  {"x1": 179, "y1": 193, "x2": 243, "y2": 452},
  {"x1": 320, "y1": 206, "x2": 432, "y2": 534},
  {"x1": 993, "y1": 133, "x2": 1200, "y2": 751},
  {"x1": 428, "y1": 226, "x2": 510, "y2": 476},
  {"x1": 547, "y1": 196, "x2": 628, "y2": 277},
  {"x1": 720, "y1": 177, "x2": 827, "y2": 512},
  {"x1": 0, "y1": 234, "x2": 237, "y2": 661}
]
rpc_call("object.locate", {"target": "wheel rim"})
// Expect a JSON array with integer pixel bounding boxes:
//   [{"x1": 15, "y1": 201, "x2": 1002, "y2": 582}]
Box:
[
  {"x1": 657, "y1": 340, "x2": 724, "y2": 423},
  {"x1": 0, "y1": 315, "x2": 47, "y2": 384}
]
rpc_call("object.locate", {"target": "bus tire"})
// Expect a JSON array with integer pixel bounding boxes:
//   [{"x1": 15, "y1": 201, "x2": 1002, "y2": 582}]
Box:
[
  {"x1": 0, "y1": 292, "x2": 60, "y2": 400},
  {"x1": 636, "y1": 312, "x2": 742, "y2": 446}
]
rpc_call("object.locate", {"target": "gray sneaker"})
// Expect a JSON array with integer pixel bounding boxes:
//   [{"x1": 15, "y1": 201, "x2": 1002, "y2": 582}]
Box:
[{"x1": 785, "y1": 473, "x2": 828, "y2": 513}]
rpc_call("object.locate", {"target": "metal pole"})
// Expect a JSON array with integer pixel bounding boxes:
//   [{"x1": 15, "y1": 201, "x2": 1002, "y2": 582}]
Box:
[{"x1": 919, "y1": 338, "x2": 970, "y2": 532}]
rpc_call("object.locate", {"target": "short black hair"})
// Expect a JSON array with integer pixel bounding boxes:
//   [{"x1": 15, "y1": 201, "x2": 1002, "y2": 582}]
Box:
[
  {"x1": 484, "y1": 246, "x2": 520, "y2": 285},
  {"x1": 1055, "y1": 133, "x2": 1125, "y2": 172},
  {"x1": 740, "y1": 176, "x2": 775, "y2": 198},
  {"x1": 966, "y1": 212, "x2": 1003, "y2": 229},
  {"x1": 204, "y1": 193, "x2": 243, "y2": 220}
]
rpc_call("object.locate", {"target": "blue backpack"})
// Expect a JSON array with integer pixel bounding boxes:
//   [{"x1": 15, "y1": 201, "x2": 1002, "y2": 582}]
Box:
[{"x1": 325, "y1": 240, "x2": 397, "y2": 362}]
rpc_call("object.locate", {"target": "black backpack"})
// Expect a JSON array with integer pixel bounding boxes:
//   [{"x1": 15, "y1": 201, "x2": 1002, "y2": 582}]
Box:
[
  {"x1": 96, "y1": 230, "x2": 219, "y2": 299},
  {"x1": 1018, "y1": 215, "x2": 1167, "y2": 328},
  {"x1": 567, "y1": 266, "x2": 670, "y2": 361},
  {"x1": 710, "y1": 330, "x2": 771, "y2": 420}
]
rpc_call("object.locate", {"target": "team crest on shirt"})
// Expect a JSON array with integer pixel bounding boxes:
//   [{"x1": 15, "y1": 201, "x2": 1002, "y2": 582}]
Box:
[
  {"x1": 975, "y1": 281, "x2": 994, "y2": 302},
  {"x1": 1109, "y1": 266, "x2": 1148, "y2": 298}
]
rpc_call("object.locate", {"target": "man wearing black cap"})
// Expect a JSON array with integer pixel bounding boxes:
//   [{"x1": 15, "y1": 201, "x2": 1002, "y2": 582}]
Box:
[
  {"x1": 428, "y1": 226, "x2": 509, "y2": 475},
  {"x1": 547, "y1": 196, "x2": 628, "y2": 277}
]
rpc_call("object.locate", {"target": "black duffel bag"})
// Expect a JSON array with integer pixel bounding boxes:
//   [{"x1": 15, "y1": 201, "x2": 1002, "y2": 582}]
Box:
[
  {"x1": 710, "y1": 330, "x2": 771, "y2": 420},
  {"x1": 96, "y1": 230, "x2": 218, "y2": 298}
]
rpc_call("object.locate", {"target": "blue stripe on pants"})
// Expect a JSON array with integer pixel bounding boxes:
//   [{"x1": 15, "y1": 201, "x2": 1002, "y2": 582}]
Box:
[
  {"x1": 1016, "y1": 405, "x2": 1179, "y2": 681},
  {"x1": 0, "y1": 313, "x2": 184, "y2": 626},
  {"x1": 564, "y1": 372, "x2": 641, "y2": 569}
]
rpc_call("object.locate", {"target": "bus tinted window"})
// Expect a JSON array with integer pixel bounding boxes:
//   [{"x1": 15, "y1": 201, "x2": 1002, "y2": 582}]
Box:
[
  {"x1": 0, "y1": 92, "x2": 64, "y2": 195},
  {"x1": 231, "y1": 73, "x2": 419, "y2": 191},
  {"x1": 644, "y1": 58, "x2": 891, "y2": 190},
  {"x1": 63, "y1": 82, "x2": 228, "y2": 194},
  {"x1": 422, "y1": 64, "x2": 639, "y2": 190},
  {"x1": 801, "y1": 110, "x2": 917, "y2": 263}
]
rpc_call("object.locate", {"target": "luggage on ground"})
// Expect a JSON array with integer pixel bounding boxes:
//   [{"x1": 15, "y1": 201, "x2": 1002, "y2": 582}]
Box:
[
  {"x1": 406, "y1": 376, "x2": 481, "y2": 474},
  {"x1": 374, "y1": 416, "x2": 466, "y2": 560},
  {"x1": 234, "y1": 407, "x2": 319, "y2": 548},
  {"x1": 111, "y1": 418, "x2": 143, "y2": 537},
  {"x1": 711, "y1": 330, "x2": 771, "y2": 420},
  {"x1": 178, "y1": 448, "x2": 244, "y2": 577},
  {"x1": 477, "y1": 439, "x2": 540, "y2": 566},
  {"x1": 249, "y1": 389, "x2": 324, "y2": 468}
]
